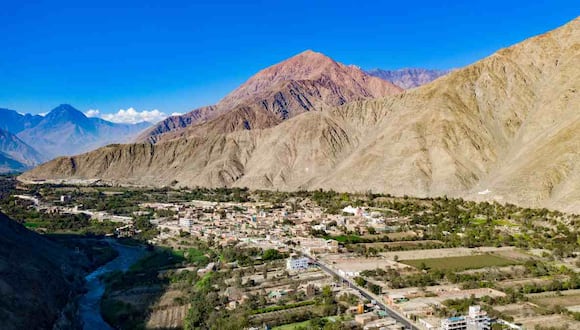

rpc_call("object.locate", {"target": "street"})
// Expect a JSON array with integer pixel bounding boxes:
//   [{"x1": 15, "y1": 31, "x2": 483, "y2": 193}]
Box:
[{"x1": 306, "y1": 253, "x2": 419, "y2": 330}]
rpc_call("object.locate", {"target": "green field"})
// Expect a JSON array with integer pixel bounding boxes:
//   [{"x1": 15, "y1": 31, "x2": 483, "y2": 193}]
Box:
[
  {"x1": 400, "y1": 254, "x2": 518, "y2": 271},
  {"x1": 272, "y1": 316, "x2": 347, "y2": 330},
  {"x1": 272, "y1": 319, "x2": 311, "y2": 330}
]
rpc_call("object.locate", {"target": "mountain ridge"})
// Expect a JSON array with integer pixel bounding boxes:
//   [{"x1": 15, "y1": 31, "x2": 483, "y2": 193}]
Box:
[
  {"x1": 366, "y1": 68, "x2": 451, "y2": 89},
  {"x1": 0, "y1": 108, "x2": 43, "y2": 134},
  {"x1": 136, "y1": 50, "x2": 403, "y2": 143},
  {"x1": 21, "y1": 17, "x2": 580, "y2": 213},
  {"x1": 14, "y1": 104, "x2": 151, "y2": 160},
  {"x1": 0, "y1": 128, "x2": 45, "y2": 172}
]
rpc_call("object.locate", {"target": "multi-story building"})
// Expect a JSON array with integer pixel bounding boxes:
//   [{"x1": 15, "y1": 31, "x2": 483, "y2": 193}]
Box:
[
  {"x1": 286, "y1": 256, "x2": 310, "y2": 271},
  {"x1": 466, "y1": 305, "x2": 490, "y2": 330},
  {"x1": 441, "y1": 316, "x2": 467, "y2": 330},
  {"x1": 440, "y1": 305, "x2": 490, "y2": 330}
]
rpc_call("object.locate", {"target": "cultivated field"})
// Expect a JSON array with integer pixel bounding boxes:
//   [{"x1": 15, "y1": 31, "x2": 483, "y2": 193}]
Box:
[
  {"x1": 379, "y1": 246, "x2": 518, "y2": 260},
  {"x1": 400, "y1": 254, "x2": 518, "y2": 271},
  {"x1": 351, "y1": 240, "x2": 444, "y2": 249},
  {"x1": 529, "y1": 289, "x2": 580, "y2": 309}
]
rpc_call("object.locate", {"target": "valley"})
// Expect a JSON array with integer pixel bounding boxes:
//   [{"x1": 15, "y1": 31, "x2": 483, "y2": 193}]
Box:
[
  {"x1": 0, "y1": 6, "x2": 578, "y2": 330},
  {"x1": 1, "y1": 176, "x2": 579, "y2": 329}
]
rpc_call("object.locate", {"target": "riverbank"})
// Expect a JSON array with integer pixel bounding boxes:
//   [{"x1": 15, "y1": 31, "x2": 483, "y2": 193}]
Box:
[{"x1": 79, "y1": 238, "x2": 146, "y2": 330}]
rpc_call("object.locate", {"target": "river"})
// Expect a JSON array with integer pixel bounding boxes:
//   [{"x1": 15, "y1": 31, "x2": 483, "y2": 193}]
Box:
[{"x1": 79, "y1": 239, "x2": 145, "y2": 330}]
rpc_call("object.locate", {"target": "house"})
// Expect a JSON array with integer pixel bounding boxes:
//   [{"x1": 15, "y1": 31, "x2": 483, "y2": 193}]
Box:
[
  {"x1": 385, "y1": 293, "x2": 408, "y2": 305},
  {"x1": 286, "y1": 256, "x2": 310, "y2": 271},
  {"x1": 355, "y1": 312, "x2": 378, "y2": 325}
]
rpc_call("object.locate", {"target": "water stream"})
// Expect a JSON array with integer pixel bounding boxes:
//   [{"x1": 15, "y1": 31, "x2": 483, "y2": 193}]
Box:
[{"x1": 78, "y1": 239, "x2": 145, "y2": 330}]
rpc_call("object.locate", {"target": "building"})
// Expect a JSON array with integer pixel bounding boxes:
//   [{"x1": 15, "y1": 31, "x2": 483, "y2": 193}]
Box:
[
  {"x1": 440, "y1": 305, "x2": 490, "y2": 330},
  {"x1": 354, "y1": 312, "x2": 378, "y2": 325},
  {"x1": 179, "y1": 218, "x2": 193, "y2": 228},
  {"x1": 418, "y1": 318, "x2": 439, "y2": 330},
  {"x1": 363, "y1": 317, "x2": 398, "y2": 330},
  {"x1": 441, "y1": 316, "x2": 467, "y2": 330},
  {"x1": 385, "y1": 293, "x2": 408, "y2": 305},
  {"x1": 466, "y1": 305, "x2": 490, "y2": 330},
  {"x1": 286, "y1": 256, "x2": 310, "y2": 271}
]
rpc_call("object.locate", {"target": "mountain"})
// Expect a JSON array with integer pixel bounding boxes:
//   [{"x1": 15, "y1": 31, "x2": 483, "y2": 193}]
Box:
[
  {"x1": 16, "y1": 104, "x2": 151, "y2": 159},
  {"x1": 0, "y1": 153, "x2": 28, "y2": 174},
  {"x1": 21, "y1": 18, "x2": 580, "y2": 212},
  {"x1": 137, "y1": 50, "x2": 403, "y2": 143},
  {"x1": 366, "y1": 68, "x2": 451, "y2": 89},
  {"x1": 0, "y1": 129, "x2": 44, "y2": 173},
  {"x1": 0, "y1": 108, "x2": 43, "y2": 134},
  {"x1": 0, "y1": 212, "x2": 84, "y2": 329}
]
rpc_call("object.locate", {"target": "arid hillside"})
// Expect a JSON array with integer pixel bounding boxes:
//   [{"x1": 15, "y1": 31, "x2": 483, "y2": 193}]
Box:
[
  {"x1": 136, "y1": 50, "x2": 403, "y2": 143},
  {"x1": 22, "y1": 18, "x2": 580, "y2": 212}
]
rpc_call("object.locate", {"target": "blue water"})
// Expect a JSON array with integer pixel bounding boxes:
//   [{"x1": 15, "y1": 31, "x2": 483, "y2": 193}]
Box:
[{"x1": 79, "y1": 239, "x2": 145, "y2": 330}]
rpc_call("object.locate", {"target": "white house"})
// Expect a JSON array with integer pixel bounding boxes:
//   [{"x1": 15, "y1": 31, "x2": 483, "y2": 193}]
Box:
[{"x1": 286, "y1": 256, "x2": 310, "y2": 271}]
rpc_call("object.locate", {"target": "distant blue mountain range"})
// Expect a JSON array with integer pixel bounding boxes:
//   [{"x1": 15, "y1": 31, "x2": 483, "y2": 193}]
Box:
[{"x1": 0, "y1": 104, "x2": 152, "y2": 173}]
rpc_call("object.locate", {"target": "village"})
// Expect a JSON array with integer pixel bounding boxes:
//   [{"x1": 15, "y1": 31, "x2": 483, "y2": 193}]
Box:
[{"x1": 7, "y1": 184, "x2": 580, "y2": 330}]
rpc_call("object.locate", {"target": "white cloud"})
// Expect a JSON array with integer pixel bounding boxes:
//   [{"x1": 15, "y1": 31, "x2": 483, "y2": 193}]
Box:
[
  {"x1": 85, "y1": 109, "x2": 101, "y2": 117},
  {"x1": 85, "y1": 107, "x2": 171, "y2": 124}
]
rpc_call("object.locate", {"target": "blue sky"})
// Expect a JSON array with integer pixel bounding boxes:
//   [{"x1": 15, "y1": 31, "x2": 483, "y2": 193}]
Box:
[{"x1": 0, "y1": 0, "x2": 577, "y2": 122}]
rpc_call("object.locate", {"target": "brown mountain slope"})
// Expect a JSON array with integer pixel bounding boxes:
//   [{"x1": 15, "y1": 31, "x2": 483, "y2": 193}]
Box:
[
  {"x1": 0, "y1": 212, "x2": 85, "y2": 329},
  {"x1": 136, "y1": 50, "x2": 403, "y2": 143},
  {"x1": 22, "y1": 18, "x2": 580, "y2": 212}
]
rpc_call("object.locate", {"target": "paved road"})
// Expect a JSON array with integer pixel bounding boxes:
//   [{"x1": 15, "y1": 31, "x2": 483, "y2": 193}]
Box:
[{"x1": 305, "y1": 254, "x2": 419, "y2": 330}]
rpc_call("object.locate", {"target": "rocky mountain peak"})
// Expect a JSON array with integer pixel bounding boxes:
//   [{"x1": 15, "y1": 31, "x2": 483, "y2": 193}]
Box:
[
  {"x1": 138, "y1": 50, "x2": 403, "y2": 143},
  {"x1": 43, "y1": 104, "x2": 89, "y2": 124}
]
